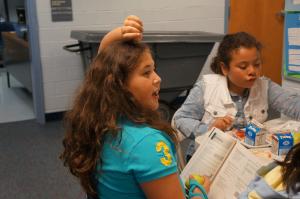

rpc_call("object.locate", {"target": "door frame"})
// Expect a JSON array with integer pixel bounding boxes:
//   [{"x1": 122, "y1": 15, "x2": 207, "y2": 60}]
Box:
[
  {"x1": 26, "y1": 0, "x2": 45, "y2": 124},
  {"x1": 224, "y1": 0, "x2": 230, "y2": 33}
]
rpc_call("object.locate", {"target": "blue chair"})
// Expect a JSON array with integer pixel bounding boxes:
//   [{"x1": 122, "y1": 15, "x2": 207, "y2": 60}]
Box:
[{"x1": 0, "y1": 22, "x2": 15, "y2": 67}]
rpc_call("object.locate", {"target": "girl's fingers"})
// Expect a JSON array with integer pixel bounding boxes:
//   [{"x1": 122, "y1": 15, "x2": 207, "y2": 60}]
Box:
[
  {"x1": 125, "y1": 15, "x2": 143, "y2": 26},
  {"x1": 124, "y1": 16, "x2": 143, "y2": 32},
  {"x1": 223, "y1": 116, "x2": 233, "y2": 125},
  {"x1": 212, "y1": 117, "x2": 233, "y2": 130},
  {"x1": 122, "y1": 32, "x2": 142, "y2": 41},
  {"x1": 121, "y1": 26, "x2": 143, "y2": 41},
  {"x1": 122, "y1": 26, "x2": 141, "y2": 34},
  {"x1": 124, "y1": 20, "x2": 143, "y2": 32},
  {"x1": 202, "y1": 176, "x2": 210, "y2": 193}
]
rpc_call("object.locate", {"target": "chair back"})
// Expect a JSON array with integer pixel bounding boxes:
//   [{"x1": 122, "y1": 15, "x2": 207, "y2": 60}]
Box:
[{"x1": 0, "y1": 22, "x2": 15, "y2": 47}]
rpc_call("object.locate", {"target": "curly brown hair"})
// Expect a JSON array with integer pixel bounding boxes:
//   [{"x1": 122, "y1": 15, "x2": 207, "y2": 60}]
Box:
[
  {"x1": 210, "y1": 32, "x2": 262, "y2": 75},
  {"x1": 60, "y1": 40, "x2": 178, "y2": 197},
  {"x1": 277, "y1": 142, "x2": 300, "y2": 194}
]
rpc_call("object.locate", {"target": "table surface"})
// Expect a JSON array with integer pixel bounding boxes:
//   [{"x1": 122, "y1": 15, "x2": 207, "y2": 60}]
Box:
[{"x1": 196, "y1": 118, "x2": 300, "y2": 162}]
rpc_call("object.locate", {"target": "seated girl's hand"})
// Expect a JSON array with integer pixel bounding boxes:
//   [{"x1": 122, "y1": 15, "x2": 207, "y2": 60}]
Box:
[
  {"x1": 210, "y1": 115, "x2": 233, "y2": 131},
  {"x1": 188, "y1": 175, "x2": 210, "y2": 199},
  {"x1": 121, "y1": 15, "x2": 143, "y2": 41}
]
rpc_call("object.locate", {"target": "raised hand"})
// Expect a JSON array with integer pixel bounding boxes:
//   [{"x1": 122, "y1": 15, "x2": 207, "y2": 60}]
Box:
[
  {"x1": 121, "y1": 15, "x2": 143, "y2": 41},
  {"x1": 98, "y1": 15, "x2": 144, "y2": 52}
]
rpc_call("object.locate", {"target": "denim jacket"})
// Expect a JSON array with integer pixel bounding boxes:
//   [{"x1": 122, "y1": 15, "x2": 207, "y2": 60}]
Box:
[{"x1": 201, "y1": 74, "x2": 269, "y2": 126}]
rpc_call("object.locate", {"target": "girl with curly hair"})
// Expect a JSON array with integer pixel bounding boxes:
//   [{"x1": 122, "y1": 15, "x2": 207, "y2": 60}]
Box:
[{"x1": 60, "y1": 15, "x2": 209, "y2": 199}]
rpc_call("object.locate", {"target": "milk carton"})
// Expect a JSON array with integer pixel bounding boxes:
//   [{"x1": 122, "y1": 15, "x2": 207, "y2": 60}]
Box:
[
  {"x1": 271, "y1": 133, "x2": 293, "y2": 156},
  {"x1": 244, "y1": 119, "x2": 266, "y2": 146}
]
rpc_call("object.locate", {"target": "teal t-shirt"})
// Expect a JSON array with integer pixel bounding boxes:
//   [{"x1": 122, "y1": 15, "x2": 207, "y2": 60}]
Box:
[{"x1": 95, "y1": 119, "x2": 179, "y2": 199}]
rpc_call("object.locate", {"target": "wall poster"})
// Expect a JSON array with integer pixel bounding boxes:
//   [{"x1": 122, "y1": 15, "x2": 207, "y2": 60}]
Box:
[
  {"x1": 50, "y1": 0, "x2": 73, "y2": 22},
  {"x1": 284, "y1": 12, "x2": 300, "y2": 81}
]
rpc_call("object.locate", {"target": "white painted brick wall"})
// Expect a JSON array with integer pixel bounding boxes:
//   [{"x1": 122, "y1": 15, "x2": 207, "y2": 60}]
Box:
[{"x1": 35, "y1": 0, "x2": 225, "y2": 113}]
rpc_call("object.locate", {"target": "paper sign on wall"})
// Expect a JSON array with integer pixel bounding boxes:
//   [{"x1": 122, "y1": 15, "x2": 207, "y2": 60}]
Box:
[
  {"x1": 51, "y1": 0, "x2": 73, "y2": 22},
  {"x1": 285, "y1": 12, "x2": 300, "y2": 74},
  {"x1": 293, "y1": 0, "x2": 300, "y2": 5}
]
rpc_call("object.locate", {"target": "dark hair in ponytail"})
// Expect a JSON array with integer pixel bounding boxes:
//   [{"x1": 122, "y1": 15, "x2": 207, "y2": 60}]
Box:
[{"x1": 210, "y1": 32, "x2": 262, "y2": 75}]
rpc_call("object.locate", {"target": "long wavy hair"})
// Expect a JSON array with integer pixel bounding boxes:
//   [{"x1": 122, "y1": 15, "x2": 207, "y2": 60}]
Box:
[
  {"x1": 60, "y1": 40, "x2": 178, "y2": 197},
  {"x1": 278, "y1": 142, "x2": 300, "y2": 194}
]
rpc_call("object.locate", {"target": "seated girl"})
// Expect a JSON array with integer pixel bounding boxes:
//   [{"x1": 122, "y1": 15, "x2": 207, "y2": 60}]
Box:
[{"x1": 239, "y1": 142, "x2": 300, "y2": 198}]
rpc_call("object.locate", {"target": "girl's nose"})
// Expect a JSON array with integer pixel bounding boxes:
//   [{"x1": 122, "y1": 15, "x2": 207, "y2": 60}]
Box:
[
  {"x1": 153, "y1": 72, "x2": 161, "y2": 84},
  {"x1": 248, "y1": 65, "x2": 258, "y2": 76}
]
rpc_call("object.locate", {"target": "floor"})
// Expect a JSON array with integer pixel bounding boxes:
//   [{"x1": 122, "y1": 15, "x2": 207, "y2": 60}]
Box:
[
  {"x1": 0, "y1": 70, "x2": 35, "y2": 123},
  {"x1": 0, "y1": 119, "x2": 188, "y2": 199},
  {"x1": 0, "y1": 119, "x2": 83, "y2": 199}
]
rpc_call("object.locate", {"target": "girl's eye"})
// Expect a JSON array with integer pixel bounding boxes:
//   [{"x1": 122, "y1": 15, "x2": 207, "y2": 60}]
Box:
[
  {"x1": 143, "y1": 70, "x2": 151, "y2": 76},
  {"x1": 238, "y1": 65, "x2": 247, "y2": 70}
]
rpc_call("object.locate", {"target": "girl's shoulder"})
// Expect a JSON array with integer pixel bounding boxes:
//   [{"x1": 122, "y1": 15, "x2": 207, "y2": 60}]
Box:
[
  {"x1": 202, "y1": 74, "x2": 224, "y2": 82},
  {"x1": 120, "y1": 119, "x2": 168, "y2": 143}
]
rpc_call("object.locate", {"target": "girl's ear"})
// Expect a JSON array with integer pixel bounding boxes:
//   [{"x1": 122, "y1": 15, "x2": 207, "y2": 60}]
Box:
[{"x1": 220, "y1": 62, "x2": 228, "y2": 76}]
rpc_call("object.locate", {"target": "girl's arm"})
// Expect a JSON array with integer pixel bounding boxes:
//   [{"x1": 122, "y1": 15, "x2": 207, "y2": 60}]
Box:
[
  {"x1": 172, "y1": 80, "x2": 209, "y2": 138},
  {"x1": 173, "y1": 79, "x2": 233, "y2": 138},
  {"x1": 140, "y1": 173, "x2": 186, "y2": 199},
  {"x1": 141, "y1": 173, "x2": 209, "y2": 199},
  {"x1": 98, "y1": 15, "x2": 143, "y2": 53},
  {"x1": 268, "y1": 79, "x2": 300, "y2": 120},
  {"x1": 131, "y1": 132, "x2": 209, "y2": 199}
]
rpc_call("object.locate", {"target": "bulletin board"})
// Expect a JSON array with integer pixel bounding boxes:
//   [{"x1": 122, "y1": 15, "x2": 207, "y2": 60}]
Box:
[
  {"x1": 285, "y1": 0, "x2": 300, "y2": 11},
  {"x1": 284, "y1": 11, "x2": 300, "y2": 81}
]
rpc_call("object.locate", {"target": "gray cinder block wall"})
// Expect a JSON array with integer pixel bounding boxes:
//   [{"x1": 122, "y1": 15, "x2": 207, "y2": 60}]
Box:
[{"x1": 36, "y1": 0, "x2": 225, "y2": 113}]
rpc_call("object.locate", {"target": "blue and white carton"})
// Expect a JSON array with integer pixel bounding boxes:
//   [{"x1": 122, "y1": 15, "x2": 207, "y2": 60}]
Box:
[
  {"x1": 244, "y1": 119, "x2": 266, "y2": 146},
  {"x1": 271, "y1": 133, "x2": 293, "y2": 156}
]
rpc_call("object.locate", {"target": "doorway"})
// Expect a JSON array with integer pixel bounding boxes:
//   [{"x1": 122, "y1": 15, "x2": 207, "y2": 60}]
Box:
[
  {"x1": 0, "y1": 0, "x2": 45, "y2": 123},
  {"x1": 227, "y1": 0, "x2": 285, "y2": 85}
]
